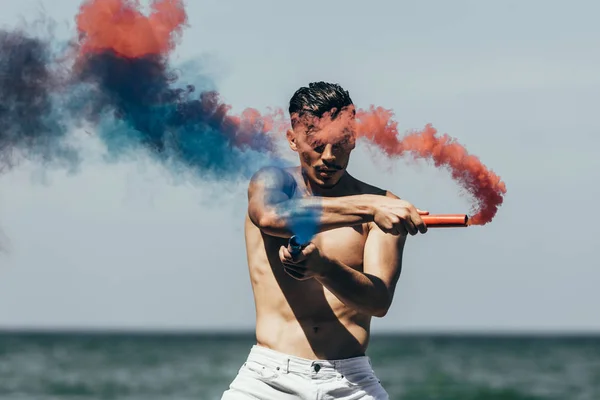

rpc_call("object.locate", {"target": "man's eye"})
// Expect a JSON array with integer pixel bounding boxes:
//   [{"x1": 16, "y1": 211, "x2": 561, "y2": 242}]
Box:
[
  {"x1": 333, "y1": 138, "x2": 350, "y2": 150},
  {"x1": 313, "y1": 144, "x2": 325, "y2": 153}
]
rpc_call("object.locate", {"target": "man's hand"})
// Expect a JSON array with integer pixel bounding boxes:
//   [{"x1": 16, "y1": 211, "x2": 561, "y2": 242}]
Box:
[
  {"x1": 278, "y1": 242, "x2": 324, "y2": 281},
  {"x1": 372, "y1": 197, "x2": 429, "y2": 236}
]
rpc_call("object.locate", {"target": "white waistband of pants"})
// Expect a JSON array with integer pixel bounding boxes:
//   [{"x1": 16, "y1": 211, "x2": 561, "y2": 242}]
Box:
[{"x1": 246, "y1": 345, "x2": 372, "y2": 375}]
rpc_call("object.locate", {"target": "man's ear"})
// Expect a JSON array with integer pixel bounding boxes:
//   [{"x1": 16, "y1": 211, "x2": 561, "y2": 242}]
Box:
[
  {"x1": 286, "y1": 128, "x2": 298, "y2": 152},
  {"x1": 348, "y1": 133, "x2": 356, "y2": 150}
]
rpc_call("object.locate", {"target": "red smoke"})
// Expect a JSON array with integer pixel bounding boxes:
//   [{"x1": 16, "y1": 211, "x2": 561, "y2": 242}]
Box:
[
  {"x1": 74, "y1": 0, "x2": 286, "y2": 152},
  {"x1": 356, "y1": 106, "x2": 506, "y2": 225},
  {"x1": 72, "y1": 0, "x2": 505, "y2": 225},
  {"x1": 76, "y1": 0, "x2": 187, "y2": 58}
]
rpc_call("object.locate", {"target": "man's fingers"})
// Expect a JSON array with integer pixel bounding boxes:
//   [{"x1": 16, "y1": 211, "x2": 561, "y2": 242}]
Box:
[
  {"x1": 283, "y1": 266, "x2": 312, "y2": 280},
  {"x1": 403, "y1": 218, "x2": 418, "y2": 236},
  {"x1": 301, "y1": 242, "x2": 316, "y2": 258},
  {"x1": 417, "y1": 209, "x2": 429, "y2": 215},
  {"x1": 279, "y1": 246, "x2": 294, "y2": 263},
  {"x1": 280, "y1": 242, "x2": 314, "y2": 280},
  {"x1": 289, "y1": 241, "x2": 315, "y2": 262},
  {"x1": 281, "y1": 252, "x2": 310, "y2": 280},
  {"x1": 417, "y1": 219, "x2": 428, "y2": 234},
  {"x1": 392, "y1": 220, "x2": 408, "y2": 236},
  {"x1": 279, "y1": 246, "x2": 287, "y2": 262},
  {"x1": 282, "y1": 262, "x2": 307, "y2": 272},
  {"x1": 280, "y1": 245, "x2": 305, "y2": 263},
  {"x1": 411, "y1": 209, "x2": 428, "y2": 234},
  {"x1": 284, "y1": 265, "x2": 304, "y2": 274},
  {"x1": 284, "y1": 267, "x2": 305, "y2": 280},
  {"x1": 378, "y1": 224, "x2": 396, "y2": 235},
  {"x1": 387, "y1": 215, "x2": 401, "y2": 236}
]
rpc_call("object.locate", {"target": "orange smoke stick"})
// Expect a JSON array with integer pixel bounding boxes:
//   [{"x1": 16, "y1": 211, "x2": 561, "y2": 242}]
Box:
[
  {"x1": 289, "y1": 214, "x2": 468, "y2": 255},
  {"x1": 421, "y1": 214, "x2": 469, "y2": 227}
]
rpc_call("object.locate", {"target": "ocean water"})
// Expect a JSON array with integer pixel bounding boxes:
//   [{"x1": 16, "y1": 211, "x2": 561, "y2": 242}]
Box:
[{"x1": 0, "y1": 332, "x2": 599, "y2": 400}]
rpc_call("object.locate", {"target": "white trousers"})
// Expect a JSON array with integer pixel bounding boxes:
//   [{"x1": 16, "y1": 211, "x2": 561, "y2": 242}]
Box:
[{"x1": 221, "y1": 345, "x2": 390, "y2": 400}]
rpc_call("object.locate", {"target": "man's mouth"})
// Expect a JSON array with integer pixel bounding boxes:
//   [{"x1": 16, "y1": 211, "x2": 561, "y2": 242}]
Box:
[{"x1": 316, "y1": 168, "x2": 340, "y2": 178}]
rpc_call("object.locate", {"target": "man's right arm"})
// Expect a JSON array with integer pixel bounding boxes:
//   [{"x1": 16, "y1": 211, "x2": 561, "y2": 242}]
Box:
[{"x1": 247, "y1": 167, "x2": 378, "y2": 239}]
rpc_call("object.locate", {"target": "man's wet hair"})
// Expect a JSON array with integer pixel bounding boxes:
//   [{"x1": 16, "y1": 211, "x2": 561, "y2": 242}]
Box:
[{"x1": 288, "y1": 81, "x2": 354, "y2": 126}]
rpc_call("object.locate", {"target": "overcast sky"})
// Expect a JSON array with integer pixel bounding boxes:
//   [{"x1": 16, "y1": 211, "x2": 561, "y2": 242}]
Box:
[{"x1": 0, "y1": 0, "x2": 599, "y2": 333}]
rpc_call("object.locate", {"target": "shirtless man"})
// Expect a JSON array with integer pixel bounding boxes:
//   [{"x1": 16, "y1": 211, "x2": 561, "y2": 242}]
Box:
[{"x1": 221, "y1": 82, "x2": 428, "y2": 399}]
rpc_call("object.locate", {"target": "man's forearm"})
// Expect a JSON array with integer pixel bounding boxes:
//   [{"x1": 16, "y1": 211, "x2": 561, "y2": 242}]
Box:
[
  {"x1": 315, "y1": 257, "x2": 391, "y2": 317},
  {"x1": 256, "y1": 195, "x2": 378, "y2": 239}
]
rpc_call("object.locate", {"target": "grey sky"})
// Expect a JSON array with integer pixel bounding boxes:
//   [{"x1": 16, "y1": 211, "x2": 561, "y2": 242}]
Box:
[{"x1": 0, "y1": 0, "x2": 599, "y2": 333}]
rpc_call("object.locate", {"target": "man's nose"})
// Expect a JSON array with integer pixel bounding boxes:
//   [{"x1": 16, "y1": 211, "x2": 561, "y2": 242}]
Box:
[{"x1": 322, "y1": 144, "x2": 335, "y2": 162}]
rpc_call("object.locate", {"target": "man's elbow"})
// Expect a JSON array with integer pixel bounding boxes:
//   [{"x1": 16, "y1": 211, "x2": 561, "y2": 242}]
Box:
[
  {"x1": 251, "y1": 212, "x2": 271, "y2": 229},
  {"x1": 370, "y1": 293, "x2": 392, "y2": 318},
  {"x1": 250, "y1": 210, "x2": 282, "y2": 233},
  {"x1": 371, "y1": 304, "x2": 390, "y2": 318}
]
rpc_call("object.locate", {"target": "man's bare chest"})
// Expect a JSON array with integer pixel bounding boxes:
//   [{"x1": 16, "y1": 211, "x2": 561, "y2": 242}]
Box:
[{"x1": 311, "y1": 225, "x2": 369, "y2": 271}]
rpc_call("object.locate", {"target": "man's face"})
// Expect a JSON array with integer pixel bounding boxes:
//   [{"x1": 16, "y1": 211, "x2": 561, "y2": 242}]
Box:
[{"x1": 287, "y1": 106, "x2": 356, "y2": 188}]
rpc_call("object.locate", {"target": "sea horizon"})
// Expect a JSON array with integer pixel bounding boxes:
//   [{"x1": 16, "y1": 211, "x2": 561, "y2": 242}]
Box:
[{"x1": 2, "y1": 326, "x2": 600, "y2": 338}]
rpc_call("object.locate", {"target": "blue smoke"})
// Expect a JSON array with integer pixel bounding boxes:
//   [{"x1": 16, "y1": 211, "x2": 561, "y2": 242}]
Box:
[
  {"x1": 71, "y1": 51, "x2": 286, "y2": 180},
  {"x1": 0, "y1": 30, "x2": 77, "y2": 171},
  {"x1": 0, "y1": 27, "x2": 321, "y2": 244},
  {"x1": 286, "y1": 199, "x2": 322, "y2": 246}
]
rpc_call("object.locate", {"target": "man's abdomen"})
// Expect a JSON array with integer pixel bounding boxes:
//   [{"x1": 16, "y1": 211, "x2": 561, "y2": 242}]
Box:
[{"x1": 254, "y1": 303, "x2": 371, "y2": 360}]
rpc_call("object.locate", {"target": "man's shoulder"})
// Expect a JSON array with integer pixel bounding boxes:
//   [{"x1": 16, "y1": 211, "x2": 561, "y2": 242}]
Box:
[
  {"x1": 249, "y1": 165, "x2": 298, "y2": 193},
  {"x1": 351, "y1": 176, "x2": 397, "y2": 198},
  {"x1": 251, "y1": 165, "x2": 292, "y2": 179}
]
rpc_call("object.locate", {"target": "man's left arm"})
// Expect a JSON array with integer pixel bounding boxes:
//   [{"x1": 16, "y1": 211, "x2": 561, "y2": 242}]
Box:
[{"x1": 314, "y1": 225, "x2": 406, "y2": 317}]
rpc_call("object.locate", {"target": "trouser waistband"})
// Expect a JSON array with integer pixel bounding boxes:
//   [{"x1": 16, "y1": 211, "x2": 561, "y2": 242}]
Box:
[{"x1": 246, "y1": 345, "x2": 372, "y2": 375}]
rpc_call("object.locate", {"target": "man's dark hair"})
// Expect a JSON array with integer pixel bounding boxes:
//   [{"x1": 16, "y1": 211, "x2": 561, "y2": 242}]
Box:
[{"x1": 288, "y1": 81, "x2": 353, "y2": 125}]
